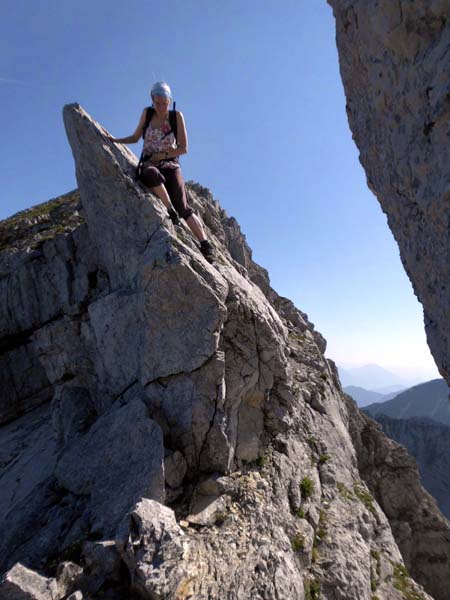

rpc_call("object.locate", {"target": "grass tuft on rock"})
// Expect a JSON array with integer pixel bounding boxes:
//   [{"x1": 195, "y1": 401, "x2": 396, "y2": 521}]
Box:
[
  {"x1": 318, "y1": 453, "x2": 331, "y2": 465},
  {"x1": 353, "y1": 484, "x2": 377, "y2": 517},
  {"x1": 392, "y1": 563, "x2": 426, "y2": 600},
  {"x1": 300, "y1": 476, "x2": 314, "y2": 499},
  {"x1": 291, "y1": 533, "x2": 306, "y2": 552},
  {"x1": 304, "y1": 579, "x2": 320, "y2": 600}
]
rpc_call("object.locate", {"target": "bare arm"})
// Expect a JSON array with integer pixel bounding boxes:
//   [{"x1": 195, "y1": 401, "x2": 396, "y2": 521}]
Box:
[{"x1": 106, "y1": 109, "x2": 147, "y2": 144}]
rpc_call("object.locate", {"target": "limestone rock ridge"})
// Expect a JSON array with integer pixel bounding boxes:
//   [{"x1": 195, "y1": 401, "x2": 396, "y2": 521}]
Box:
[
  {"x1": 0, "y1": 102, "x2": 449, "y2": 599},
  {"x1": 328, "y1": 0, "x2": 450, "y2": 386}
]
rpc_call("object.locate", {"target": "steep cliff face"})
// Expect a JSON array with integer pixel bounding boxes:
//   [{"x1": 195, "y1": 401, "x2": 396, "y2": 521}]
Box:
[
  {"x1": 345, "y1": 397, "x2": 450, "y2": 600},
  {"x1": 327, "y1": 0, "x2": 450, "y2": 384},
  {"x1": 0, "y1": 104, "x2": 448, "y2": 599},
  {"x1": 0, "y1": 190, "x2": 88, "y2": 424},
  {"x1": 372, "y1": 414, "x2": 450, "y2": 520}
]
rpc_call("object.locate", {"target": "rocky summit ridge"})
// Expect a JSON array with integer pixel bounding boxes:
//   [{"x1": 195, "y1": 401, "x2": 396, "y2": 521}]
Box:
[{"x1": 0, "y1": 103, "x2": 450, "y2": 600}]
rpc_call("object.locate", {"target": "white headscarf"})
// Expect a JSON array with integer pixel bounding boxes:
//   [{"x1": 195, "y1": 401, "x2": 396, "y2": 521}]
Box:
[{"x1": 150, "y1": 81, "x2": 172, "y2": 99}]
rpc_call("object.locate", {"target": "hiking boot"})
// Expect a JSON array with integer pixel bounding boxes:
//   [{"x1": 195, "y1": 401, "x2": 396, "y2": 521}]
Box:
[
  {"x1": 168, "y1": 208, "x2": 181, "y2": 227},
  {"x1": 200, "y1": 239, "x2": 214, "y2": 263}
]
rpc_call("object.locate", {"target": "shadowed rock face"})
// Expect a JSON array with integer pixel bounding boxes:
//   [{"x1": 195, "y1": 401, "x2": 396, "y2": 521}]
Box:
[
  {"x1": 372, "y1": 414, "x2": 450, "y2": 520},
  {"x1": 327, "y1": 0, "x2": 450, "y2": 384},
  {"x1": 345, "y1": 397, "x2": 450, "y2": 600},
  {"x1": 0, "y1": 103, "x2": 448, "y2": 599}
]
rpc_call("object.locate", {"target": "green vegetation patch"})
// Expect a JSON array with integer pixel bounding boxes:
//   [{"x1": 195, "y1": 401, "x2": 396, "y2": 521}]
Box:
[
  {"x1": 371, "y1": 549, "x2": 381, "y2": 578},
  {"x1": 304, "y1": 579, "x2": 321, "y2": 600},
  {"x1": 292, "y1": 533, "x2": 306, "y2": 552},
  {"x1": 314, "y1": 509, "x2": 327, "y2": 545},
  {"x1": 336, "y1": 481, "x2": 354, "y2": 501},
  {"x1": 288, "y1": 331, "x2": 306, "y2": 343},
  {"x1": 0, "y1": 190, "x2": 82, "y2": 252},
  {"x1": 315, "y1": 527, "x2": 326, "y2": 543},
  {"x1": 318, "y1": 453, "x2": 331, "y2": 465},
  {"x1": 307, "y1": 435, "x2": 317, "y2": 450},
  {"x1": 371, "y1": 548, "x2": 381, "y2": 592},
  {"x1": 300, "y1": 476, "x2": 314, "y2": 499},
  {"x1": 353, "y1": 484, "x2": 377, "y2": 517},
  {"x1": 392, "y1": 563, "x2": 426, "y2": 600}
]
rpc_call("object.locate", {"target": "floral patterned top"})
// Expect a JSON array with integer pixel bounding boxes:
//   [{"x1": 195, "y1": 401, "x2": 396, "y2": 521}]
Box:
[{"x1": 143, "y1": 114, "x2": 177, "y2": 160}]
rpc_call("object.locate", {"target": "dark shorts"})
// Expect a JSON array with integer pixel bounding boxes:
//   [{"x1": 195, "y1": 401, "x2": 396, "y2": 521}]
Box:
[{"x1": 138, "y1": 160, "x2": 194, "y2": 220}]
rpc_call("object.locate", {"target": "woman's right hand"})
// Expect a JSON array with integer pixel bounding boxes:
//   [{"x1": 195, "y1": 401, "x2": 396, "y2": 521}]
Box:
[{"x1": 100, "y1": 125, "x2": 115, "y2": 142}]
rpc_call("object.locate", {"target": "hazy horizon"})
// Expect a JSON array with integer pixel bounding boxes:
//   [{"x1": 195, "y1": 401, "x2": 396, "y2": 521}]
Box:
[{"x1": 337, "y1": 361, "x2": 441, "y2": 388}]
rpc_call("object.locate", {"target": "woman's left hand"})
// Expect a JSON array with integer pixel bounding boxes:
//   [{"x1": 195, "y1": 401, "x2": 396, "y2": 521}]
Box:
[{"x1": 150, "y1": 152, "x2": 164, "y2": 163}]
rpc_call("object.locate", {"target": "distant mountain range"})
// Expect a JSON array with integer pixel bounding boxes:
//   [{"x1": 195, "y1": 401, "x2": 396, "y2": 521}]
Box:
[
  {"x1": 337, "y1": 363, "x2": 411, "y2": 390},
  {"x1": 343, "y1": 385, "x2": 399, "y2": 408},
  {"x1": 363, "y1": 378, "x2": 450, "y2": 426}
]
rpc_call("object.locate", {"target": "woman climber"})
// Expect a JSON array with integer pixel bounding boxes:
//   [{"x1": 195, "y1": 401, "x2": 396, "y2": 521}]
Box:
[{"x1": 105, "y1": 81, "x2": 214, "y2": 263}]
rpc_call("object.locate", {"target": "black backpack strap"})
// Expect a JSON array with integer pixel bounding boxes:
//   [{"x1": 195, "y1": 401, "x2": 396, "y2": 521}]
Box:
[
  {"x1": 169, "y1": 108, "x2": 178, "y2": 143},
  {"x1": 136, "y1": 150, "x2": 145, "y2": 179},
  {"x1": 141, "y1": 106, "x2": 154, "y2": 139}
]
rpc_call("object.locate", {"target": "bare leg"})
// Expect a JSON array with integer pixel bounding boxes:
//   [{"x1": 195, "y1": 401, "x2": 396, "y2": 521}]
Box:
[
  {"x1": 185, "y1": 214, "x2": 207, "y2": 242},
  {"x1": 149, "y1": 182, "x2": 207, "y2": 243},
  {"x1": 149, "y1": 184, "x2": 172, "y2": 211}
]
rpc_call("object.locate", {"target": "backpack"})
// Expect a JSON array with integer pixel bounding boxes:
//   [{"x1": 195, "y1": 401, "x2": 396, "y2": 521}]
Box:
[{"x1": 136, "y1": 101, "x2": 178, "y2": 178}]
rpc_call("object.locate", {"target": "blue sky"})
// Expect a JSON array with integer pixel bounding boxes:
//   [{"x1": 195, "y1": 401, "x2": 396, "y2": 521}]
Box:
[{"x1": 0, "y1": 0, "x2": 440, "y2": 383}]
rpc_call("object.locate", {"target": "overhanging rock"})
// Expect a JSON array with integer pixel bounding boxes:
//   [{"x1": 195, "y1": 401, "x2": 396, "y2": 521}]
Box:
[{"x1": 328, "y1": 1, "x2": 450, "y2": 385}]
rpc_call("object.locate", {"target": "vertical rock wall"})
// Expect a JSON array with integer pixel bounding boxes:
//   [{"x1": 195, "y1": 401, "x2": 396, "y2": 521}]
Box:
[{"x1": 328, "y1": 0, "x2": 450, "y2": 383}]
